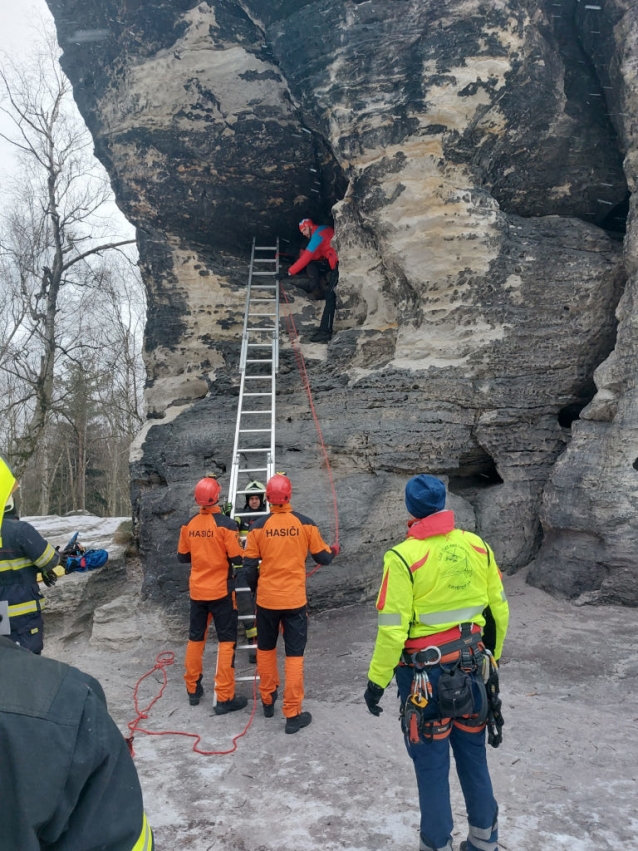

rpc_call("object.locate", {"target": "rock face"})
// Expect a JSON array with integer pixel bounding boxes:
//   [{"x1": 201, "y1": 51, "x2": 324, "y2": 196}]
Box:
[{"x1": 45, "y1": 0, "x2": 638, "y2": 614}]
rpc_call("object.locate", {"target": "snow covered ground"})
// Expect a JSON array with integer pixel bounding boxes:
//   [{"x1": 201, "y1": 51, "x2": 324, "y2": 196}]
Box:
[{"x1": 39, "y1": 559, "x2": 638, "y2": 851}]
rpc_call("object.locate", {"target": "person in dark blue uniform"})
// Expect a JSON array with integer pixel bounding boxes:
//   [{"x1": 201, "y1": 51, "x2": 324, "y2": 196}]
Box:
[{"x1": 0, "y1": 457, "x2": 60, "y2": 654}]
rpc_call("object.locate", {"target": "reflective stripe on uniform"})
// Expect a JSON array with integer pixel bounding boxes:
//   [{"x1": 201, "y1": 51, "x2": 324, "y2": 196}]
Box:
[
  {"x1": 8, "y1": 599, "x2": 43, "y2": 617},
  {"x1": 34, "y1": 543, "x2": 57, "y2": 568},
  {"x1": 418, "y1": 606, "x2": 484, "y2": 625},
  {"x1": 0, "y1": 557, "x2": 34, "y2": 573},
  {"x1": 377, "y1": 612, "x2": 402, "y2": 626},
  {"x1": 467, "y1": 818, "x2": 498, "y2": 851},
  {"x1": 131, "y1": 814, "x2": 153, "y2": 851}
]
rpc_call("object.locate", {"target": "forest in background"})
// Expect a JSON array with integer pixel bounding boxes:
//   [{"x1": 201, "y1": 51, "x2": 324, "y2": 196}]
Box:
[{"x1": 0, "y1": 28, "x2": 144, "y2": 518}]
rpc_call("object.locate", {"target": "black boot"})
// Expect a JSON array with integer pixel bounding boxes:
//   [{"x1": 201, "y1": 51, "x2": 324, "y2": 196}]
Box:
[
  {"x1": 262, "y1": 688, "x2": 278, "y2": 718},
  {"x1": 187, "y1": 675, "x2": 204, "y2": 706},
  {"x1": 285, "y1": 711, "x2": 312, "y2": 734},
  {"x1": 214, "y1": 695, "x2": 248, "y2": 715}
]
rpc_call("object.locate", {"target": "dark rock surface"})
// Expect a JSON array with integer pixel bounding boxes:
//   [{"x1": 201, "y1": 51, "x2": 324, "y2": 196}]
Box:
[{"x1": 45, "y1": 0, "x2": 638, "y2": 613}]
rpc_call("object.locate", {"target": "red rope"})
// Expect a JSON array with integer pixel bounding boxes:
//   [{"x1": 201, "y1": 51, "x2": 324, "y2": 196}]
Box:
[
  {"x1": 279, "y1": 284, "x2": 339, "y2": 576},
  {"x1": 125, "y1": 651, "x2": 258, "y2": 757}
]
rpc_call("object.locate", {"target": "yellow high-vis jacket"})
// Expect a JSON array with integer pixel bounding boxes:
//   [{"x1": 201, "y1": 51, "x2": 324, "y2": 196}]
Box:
[{"x1": 368, "y1": 511, "x2": 509, "y2": 689}]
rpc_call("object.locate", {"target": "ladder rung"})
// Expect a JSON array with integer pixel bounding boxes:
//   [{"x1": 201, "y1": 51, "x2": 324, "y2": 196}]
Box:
[
  {"x1": 247, "y1": 326, "x2": 276, "y2": 331},
  {"x1": 244, "y1": 376, "x2": 272, "y2": 380},
  {"x1": 250, "y1": 299, "x2": 276, "y2": 303},
  {"x1": 245, "y1": 358, "x2": 273, "y2": 363},
  {"x1": 247, "y1": 343, "x2": 273, "y2": 348},
  {"x1": 235, "y1": 675, "x2": 259, "y2": 682},
  {"x1": 254, "y1": 245, "x2": 278, "y2": 250},
  {"x1": 238, "y1": 467, "x2": 268, "y2": 472},
  {"x1": 253, "y1": 258, "x2": 277, "y2": 262},
  {"x1": 243, "y1": 393, "x2": 271, "y2": 397},
  {"x1": 239, "y1": 428, "x2": 272, "y2": 433},
  {"x1": 235, "y1": 508, "x2": 268, "y2": 514},
  {"x1": 242, "y1": 410, "x2": 272, "y2": 414},
  {"x1": 237, "y1": 448, "x2": 271, "y2": 453}
]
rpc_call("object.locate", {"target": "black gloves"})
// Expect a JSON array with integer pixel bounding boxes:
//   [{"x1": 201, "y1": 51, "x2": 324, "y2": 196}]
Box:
[
  {"x1": 41, "y1": 566, "x2": 58, "y2": 587},
  {"x1": 364, "y1": 680, "x2": 385, "y2": 716},
  {"x1": 275, "y1": 271, "x2": 289, "y2": 281}
]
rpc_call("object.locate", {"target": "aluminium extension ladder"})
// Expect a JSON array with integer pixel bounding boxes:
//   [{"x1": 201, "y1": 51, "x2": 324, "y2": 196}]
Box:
[{"x1": 224, "y1": 238, "x2": 280, "y2": 689}]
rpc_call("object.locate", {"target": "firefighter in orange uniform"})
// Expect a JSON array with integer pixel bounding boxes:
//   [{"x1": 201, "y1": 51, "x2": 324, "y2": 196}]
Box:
[
  {"x1": 178, "y1": 477, "x2": 247, "y2": 714},
  {"x1": 241, "y1": 474, "x2": 339, "y2": 733}
]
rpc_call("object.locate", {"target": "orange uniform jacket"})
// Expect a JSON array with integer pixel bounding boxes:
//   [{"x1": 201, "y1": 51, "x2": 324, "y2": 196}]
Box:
[
  {"x1": 177, "y1": 506, "x2": 243, "y2": 600},
  {"x1": 243, "y1": 504, "x2": 333, "y2": 609}
]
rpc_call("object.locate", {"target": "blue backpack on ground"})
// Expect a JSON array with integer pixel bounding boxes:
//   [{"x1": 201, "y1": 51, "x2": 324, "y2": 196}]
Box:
[{"x1": 62, "y1": 532, "x2": 109, "y2": 573}]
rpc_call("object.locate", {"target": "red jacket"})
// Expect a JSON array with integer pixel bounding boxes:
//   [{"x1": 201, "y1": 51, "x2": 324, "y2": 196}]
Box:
[{"x1": 288, "y1": 224, "x2": 338, "y2": 275}]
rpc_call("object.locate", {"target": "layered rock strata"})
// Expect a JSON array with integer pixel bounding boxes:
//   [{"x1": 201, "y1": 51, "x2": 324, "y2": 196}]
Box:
[{"x1": 46, "y1": 0, "x2": 637, "y2": 613}]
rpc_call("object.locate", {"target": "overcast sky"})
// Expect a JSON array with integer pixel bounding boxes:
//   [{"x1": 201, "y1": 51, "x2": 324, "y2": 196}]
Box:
[{"x1": 0, "y1": 0, "x2": 134, "y2": 239}]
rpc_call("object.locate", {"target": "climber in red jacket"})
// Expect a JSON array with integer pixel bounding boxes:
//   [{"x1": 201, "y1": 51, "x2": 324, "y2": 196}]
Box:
[{"x1": 279, "y1": 218, "x2": 339, "y2": 344}]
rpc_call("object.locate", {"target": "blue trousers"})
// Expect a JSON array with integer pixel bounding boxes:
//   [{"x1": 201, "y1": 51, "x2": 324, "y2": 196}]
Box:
[{"x1": 395, "y1": 664, "x2": 498, "y2": 851}]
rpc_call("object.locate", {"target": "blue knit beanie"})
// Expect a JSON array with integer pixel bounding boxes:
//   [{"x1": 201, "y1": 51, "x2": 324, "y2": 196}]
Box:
[{"x1": 405, "y1": 474, "x2": 446, "y2": 518}]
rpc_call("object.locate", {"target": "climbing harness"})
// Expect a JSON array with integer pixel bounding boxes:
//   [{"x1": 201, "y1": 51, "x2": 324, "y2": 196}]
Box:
[{"x1": 399, "y1": 623, "x2": 494, "y2": 744}]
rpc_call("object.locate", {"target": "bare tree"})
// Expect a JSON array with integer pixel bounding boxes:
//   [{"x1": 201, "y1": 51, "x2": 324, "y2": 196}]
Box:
[{"x1": 0, "y1": 32, "x2": 136, "y2": 477}]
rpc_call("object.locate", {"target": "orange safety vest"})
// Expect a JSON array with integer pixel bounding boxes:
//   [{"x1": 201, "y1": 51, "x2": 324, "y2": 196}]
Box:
[
  {"x1": 244, "y1": 504, "x2": 332, "y2": 609},
  {"x1": 178, "y1": 506, "x2": 243, "y2": 600}
]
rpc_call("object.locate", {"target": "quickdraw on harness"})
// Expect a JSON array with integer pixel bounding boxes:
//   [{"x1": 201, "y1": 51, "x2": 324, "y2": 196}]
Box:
[{"x1": 400, "y1": 622, "x2": 503, "y2": 746}]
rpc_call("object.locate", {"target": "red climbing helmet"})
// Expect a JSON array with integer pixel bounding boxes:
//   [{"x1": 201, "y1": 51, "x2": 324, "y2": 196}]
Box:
[
  {"x1": 194, "y1": 477, "x2": 221, "y2": 506},
  {"x1": 266, "y1": 474, "x2": 292, "y2": 505},
  {"x1": 299, "y1": 218, "x2": 313, "y2": 231}
]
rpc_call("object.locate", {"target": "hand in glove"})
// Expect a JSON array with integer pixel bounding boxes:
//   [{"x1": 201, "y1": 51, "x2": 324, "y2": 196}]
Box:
[
  {"x1": 275, "y1": 270, "x2": 289, "y2": 281},
  {"x1": 364, "y1": 680, "x2": 384, "y2": 716},
  {"x1": 330, "y1": 543, "x2": 340, "y2": 556},
  {"x1": 41, "y1": 566, "x2": 58, "y2": 588}
]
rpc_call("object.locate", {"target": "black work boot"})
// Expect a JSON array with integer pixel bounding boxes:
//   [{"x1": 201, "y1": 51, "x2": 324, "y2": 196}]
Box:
[
  {"x1": 262, "y1": 688, "x2": 278, "y2": 718},
  {"x1": 285, "y1": 711, "x2": 312, "y2": 734},
  {"x1": 248, "y1": 639, "x2": 257, "y2": 665},
  {"x1": 214, "y1": 695, "x2": 248, "y2": 715},
  {"x1": 187, "y1": 676, "x2": 204, "y2": 706},
  {"x1": 309, "y1": 330, "x2": 331, "y2": 343}
]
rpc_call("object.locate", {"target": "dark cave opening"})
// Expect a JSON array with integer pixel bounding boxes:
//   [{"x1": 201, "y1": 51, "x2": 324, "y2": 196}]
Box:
[
  {"x1": 557, "y1": 378, "x2": 599, "y2": 429},
  {"x1": 558, "y1": 401, "x2": 589, "y2": 428},
  {"x1": 600, "y1": 192, "x2": 630, "y2": 238},
  {"x1": 633, "y1": 458, "x2": 638, "y2": 472},
  {"x1": 447, "y1": 448, "x2": 504, "y2": 494}
]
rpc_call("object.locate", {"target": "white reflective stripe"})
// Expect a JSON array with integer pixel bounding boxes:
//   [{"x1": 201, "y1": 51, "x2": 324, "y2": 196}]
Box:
[
  {"x1": 500, "y1": 589, "x2": 507, "y2": 601},
  {"x1": 418, "y1": 606, "x2": 483, "y2": 625},
  {"x1": 470, "y1": 822, "x2": 497, "y2": 840},
  {"x1": 132, "y1": 814, "x2": 153, "y2": 851},
  {"x1": 0, "y1": 558, "x2": 33, "y2": 572},
  {"x1": 378, "y1": 612, "x2": 402, "y2": 626},
  {"x1": 8, "y1": 599, "x2": 41, "y2": 617},
  {"x1": 468, "y1": 822, "x2": 498, "y2": 851},
  {"x1": 34, "y1": 544, "x2": 57, "y2": 568}
]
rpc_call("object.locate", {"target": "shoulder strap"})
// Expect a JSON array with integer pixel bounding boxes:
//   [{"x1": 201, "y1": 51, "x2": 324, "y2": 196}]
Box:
[{"x1": 389, "y1": 547, "x2": 414, "y2": 584}]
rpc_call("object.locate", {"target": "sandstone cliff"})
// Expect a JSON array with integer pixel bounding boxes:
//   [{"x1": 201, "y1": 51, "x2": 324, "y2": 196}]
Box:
[{"x1": 45, "y1": 0, "x2": 638, "y2": 612}]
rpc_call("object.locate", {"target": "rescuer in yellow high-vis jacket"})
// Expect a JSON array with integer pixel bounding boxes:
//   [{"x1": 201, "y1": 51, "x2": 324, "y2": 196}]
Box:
[{"x1": 364, "y1": 474, "x2": 509, "y2": 851}]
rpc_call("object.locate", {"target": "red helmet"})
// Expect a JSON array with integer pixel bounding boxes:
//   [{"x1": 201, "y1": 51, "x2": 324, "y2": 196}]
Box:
[
  {"x1": 266, "y1": 474, "x2": 292, "y2": 505},
  {"x1": 299, "y1": 218, "x2": 313, "y2": 232},
  {"x1": 194, "y1": 477, "x2": 221, "y2": 506}
]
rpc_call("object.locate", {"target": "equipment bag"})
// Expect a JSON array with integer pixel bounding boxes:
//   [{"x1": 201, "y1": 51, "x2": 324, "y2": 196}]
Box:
[
  {"x1": 437, "y1": 662, "x2": 475, "y2": 718},
  {"x1": 65, "y1": 549, "x2": 109, "y2": 573}
]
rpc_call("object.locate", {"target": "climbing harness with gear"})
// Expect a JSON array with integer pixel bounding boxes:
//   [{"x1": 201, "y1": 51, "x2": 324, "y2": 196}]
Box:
[
  {"x1": 483, "y1": 650, "x2": 504, "y2": 748},
  {"x1": 399, "y1": 622, "x2": 495, "y2": 745}
]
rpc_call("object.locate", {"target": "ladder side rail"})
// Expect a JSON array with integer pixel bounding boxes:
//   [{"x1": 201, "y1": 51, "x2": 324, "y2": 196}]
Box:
[
  {"x1": 239, "y1": 238, "x2": 256, "y2": 372},
  {"x1": 228, "y1": 368, "x2": 249, "y2": 518}
]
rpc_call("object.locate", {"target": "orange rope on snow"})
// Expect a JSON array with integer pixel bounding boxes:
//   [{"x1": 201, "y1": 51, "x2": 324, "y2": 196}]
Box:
[
  {"x1": 279, "y1": 283, "x2": 339, "y2": 576},
  {"x1": 125, "y1": 651, "x2": 258, "y2": 757}
]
